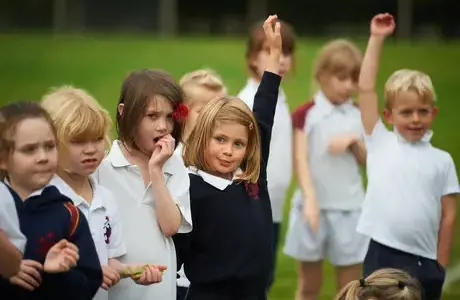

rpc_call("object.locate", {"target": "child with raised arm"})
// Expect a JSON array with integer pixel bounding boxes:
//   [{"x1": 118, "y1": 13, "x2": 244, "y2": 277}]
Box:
[
  {"x1": 357, "y1": 13, "x2": 459, "y2": 300},
  {"x1": 94, "y1": 69, "x2": 192, "y2": 300},
  {"x1": 334, "y1": 268, "x2": 422, "y2": 300},
  {"x1": 283, "y1": 39, "x2": 368, "y2": 300},
  {"x1": 0, "y1": 101, "x2": 102, "y2": 300},
  {"x1": 237, "y1": 20, "x2": 295, "y2": 285},
  {"x1": 175, "y1": 69, "x2": 227, "y2": 300},
  {"x1": 41, "y1": 86, "x2": 164, "y2": 300},
  {"x1": 173, "y1": 15, "x2": 282, "y2": 300}
]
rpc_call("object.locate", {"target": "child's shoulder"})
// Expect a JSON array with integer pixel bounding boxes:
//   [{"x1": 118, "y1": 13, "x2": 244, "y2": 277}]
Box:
[
  {"x1": 292, "y1": 99, "x2": 316, "y2": 129},
  {"x1": 428, "y1": 145, "x2": 456, "y2": 167}
]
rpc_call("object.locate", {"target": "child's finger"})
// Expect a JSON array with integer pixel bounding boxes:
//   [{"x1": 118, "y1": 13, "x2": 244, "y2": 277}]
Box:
[
  {"x1": 101, "y1": 282, "x2": 109, "y2": 290},
  {"x1": 24, "y1": 260, "x2": 43, "y2": 271},
  {"x1": 64, "y1": 248, "x2": 79, "y2": 263},
  {"x1": 10, "y1": 276, "x2": 36, "y2": 291},
  {"x1": 23, "y1": 265, "x2": 42, "y2": 282},
  {"x1": 154, "y1": 264, "x2": 168, "y2": 272},
  {"x1": 64, "y1": 242, "x2": 79, "y2": 253},
  {"x1": 18, "y1": 271, "x2": 41, "y2": 288}
]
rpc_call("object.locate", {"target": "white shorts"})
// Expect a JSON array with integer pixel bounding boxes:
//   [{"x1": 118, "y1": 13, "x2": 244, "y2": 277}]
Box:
[{"x1": 283, "y1": 200, "x2": 369, "y2": 266}]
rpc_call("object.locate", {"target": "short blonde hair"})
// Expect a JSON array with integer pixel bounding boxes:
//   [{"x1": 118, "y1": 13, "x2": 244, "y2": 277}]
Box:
[
  {"x1": 41, "y1": 86, "x2": 112, "y2": 151},
  {"x1": 182, "y1": 96, "x2": 260, "y2": 183},
  {"x1": 180, "y1": 69, "x2": 227, "y2": 103},
  {"x1": 384, "y1": 69, "x2": 435, "y2": 109},
  {"x1": 334, "y1": 268, "x2": 422, "y2": 300},
  {"x1": 314, "y1": 39, "x2": 363, "y2": 83}
]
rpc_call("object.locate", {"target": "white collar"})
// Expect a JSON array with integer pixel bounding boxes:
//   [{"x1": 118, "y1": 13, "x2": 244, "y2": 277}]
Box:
[
  {"x1": 188, "y1": 167, "x2": 243, "y2": 191},
  {"x1": 314, "y1": 90, "x2": 354, "y2": 114},
  {"x1": 50, "y1": 175, "x2": 105, "y2": 209},
  {"x1": 394, "y1": 127, "x2": 433, "y2": 144}
]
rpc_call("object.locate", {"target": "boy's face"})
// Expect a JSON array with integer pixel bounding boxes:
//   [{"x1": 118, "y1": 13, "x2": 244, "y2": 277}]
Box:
[
  {"x1": 319, "y1": 73, "x2": 357, "y2": 104},
  {"x1": 1, "y1": 118, "x2": 58, "y2": 195},
  {"x1": 383, "y1": 90, "x2": 437, "y2": 142},
  {"x1": 185, "y1": 87, "x2": 225, "y2": 140},
  {"x1": 251, "y1": 42, "x2": 292, "y2": 78},
  {"x1": 61, "y1": 138, "x2": 106, "y2": 176}
]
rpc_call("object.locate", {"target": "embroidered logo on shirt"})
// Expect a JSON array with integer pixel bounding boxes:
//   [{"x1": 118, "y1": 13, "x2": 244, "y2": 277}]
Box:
[
  {"x1": 37, "y1": 231, "x2": 56, "y2": 257},
  {"x1": 244, "y1": 182, "x2": 259, "y2": 200},
  {"x1": 103, "y1": 216, "x2": 112, "y2": 244}
]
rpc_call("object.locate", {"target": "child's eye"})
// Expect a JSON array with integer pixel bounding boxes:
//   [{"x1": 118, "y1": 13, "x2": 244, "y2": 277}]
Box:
[
  {"x1": 215, "y1": 136, "x2": 225, "y2": 143},
  {"x1": 45, "y1": 142, "x2": 56, "y2": 151},
  {"x1": 96, "y1": 136, "x2": 104, "y2": 142},
  {"x1": 147, "y1": 113, "x2": 158, "y2": 120},
  {"x1": 234, "y1": 141, "x2": 245, "y2": 148}
]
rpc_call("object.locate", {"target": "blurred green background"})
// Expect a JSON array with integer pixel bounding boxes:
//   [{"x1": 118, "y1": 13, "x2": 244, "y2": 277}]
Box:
[{"x1": 1, "y1": 34, "x2": 459, "y2": 299}]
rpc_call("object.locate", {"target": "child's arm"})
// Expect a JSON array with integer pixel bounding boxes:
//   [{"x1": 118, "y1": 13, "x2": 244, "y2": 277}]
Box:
[
  {"x1": 438, "y1": 194, "x2": 456, "y2": 267},
  {"x1": 42, "y1": 210, "x2": 102, "y2": 300},
  {"x1": 359, "y1": 14, "x2": 395, "y2": 135},
  {"x1": 252, "y1": 15, "x2": 282, "y2": 176},
  {"x1": 0, "y1": 231, "x2": 23, "y2": 279},
  {"x1": 350, "y1": 140, "x2": 367, "y2": 165}
]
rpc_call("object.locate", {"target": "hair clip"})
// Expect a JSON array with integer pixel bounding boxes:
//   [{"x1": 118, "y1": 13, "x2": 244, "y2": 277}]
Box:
[
  {"x1": 398, "y1": 281, "x2": 406, "y2": 289},
  {"x1": 359, "y1": 278, "x2": 366, "y2": 287},
  {"x1": 172, "y1": 103, "x2": 189, "y2": 122},
  {"x1": 248, "y1": 122, "x2": 254, "y2": 131}
]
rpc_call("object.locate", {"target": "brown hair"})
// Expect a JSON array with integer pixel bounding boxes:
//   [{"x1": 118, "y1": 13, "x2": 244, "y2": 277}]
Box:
[
  {"x1": 314, "y1": 39, "x2": 363, "y2": 84},
  {"x1": 116, "y1": 69, "x2": 184, "y2": 150},
  {"x1": 245, "y1": 19, "x2": 296, "y2": 78},
  {"x1": 0, "y1": 101, "x2": 56, "y2": 180},
  {"x1": 182, "y1": 96, "x2": 261, "y2": 183},
  {"x1": 334, "y1": 268, "x2": 422, "y2": 300}
]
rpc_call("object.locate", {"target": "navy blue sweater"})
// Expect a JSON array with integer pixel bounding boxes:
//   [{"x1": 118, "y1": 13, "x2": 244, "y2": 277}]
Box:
[
  {"x1": 0, "y1": 184, "x2": 102, "y2": 300},
  {"x1": 174, "y1": 71, "x2": 281, "y2": 296}
]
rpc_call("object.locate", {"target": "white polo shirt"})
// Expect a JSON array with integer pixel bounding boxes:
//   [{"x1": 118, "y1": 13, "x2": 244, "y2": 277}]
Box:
[
  {"x1": 0, "y1": 183, "x2": 26, "y2": 253},
  {"x1": 292, "y1": 91, "x2": 365, "y2": 210},
  {"x1": 238, "y1": 78, "x2": 292, "y2": 222},
  {"x1": 94, "y1": 140, "x2": 192, "y2": 300},
  {"x1": 50, "y1": 175, "x2": 127, "y2": 300},
  {"x1": 357, "y1": 119, "x2": 460, "y2": 260}
]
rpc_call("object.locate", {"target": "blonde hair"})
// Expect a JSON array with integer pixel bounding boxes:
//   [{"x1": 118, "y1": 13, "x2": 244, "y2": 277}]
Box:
[
  {"x1": 182, "y1": 96, "x2": 260, "y2": 183},
  {"x1": 384, "y1": 69, "x2": 435, "y2": 109},
  {"x1": 335, "y1": 268, "x2": 422, "y2": 300},
  {"x1": 180, "y1": 69, "x2": 228, "y2": 103},
  {"x1": 41, "y1": 86, "x2": 112, "y2": 152},
  {"x1": 312, "y1": 39, "x2": 362, "y2": 91}
]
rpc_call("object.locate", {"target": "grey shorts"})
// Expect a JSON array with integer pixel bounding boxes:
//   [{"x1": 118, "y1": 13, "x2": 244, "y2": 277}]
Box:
[{"x1": 283, "y1": 200, "x2": 369, "y2": 266}]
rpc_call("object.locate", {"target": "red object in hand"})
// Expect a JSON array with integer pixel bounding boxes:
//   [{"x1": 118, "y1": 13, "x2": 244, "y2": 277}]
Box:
[
  {"x1": 244, "y1": 182, "x2": 259, "y2": 200},
  {"x1": 172, "y1": 104, "x2": 189, "y2": 122}
]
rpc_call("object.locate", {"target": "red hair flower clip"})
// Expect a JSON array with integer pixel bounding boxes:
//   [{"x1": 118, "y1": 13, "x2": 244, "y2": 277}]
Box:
[{"x1": 172, "y1": 103, "x2": 189, "y2": 122}]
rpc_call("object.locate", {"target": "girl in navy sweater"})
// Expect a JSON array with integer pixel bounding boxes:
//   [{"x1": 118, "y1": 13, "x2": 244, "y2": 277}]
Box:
[
  {"x1": 174, "y1": 15, "x2": 282, "y2": 300},
  {"x1": 0, "y1": 101, "x2": 103, "y2": 300}
]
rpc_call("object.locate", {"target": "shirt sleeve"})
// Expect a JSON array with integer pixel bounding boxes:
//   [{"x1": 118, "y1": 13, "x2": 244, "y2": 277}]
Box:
[
  {"x1": 168, "y1": 159, "x2": 192, "y2": 234},
  {"x1": 237, "y1": 87, "x2": 255, "y2": 110},
  {"x1": 363, "y1": 118, "x2": 393, "y2": 151},
  {"x1": 0, "y1": 185, "x2": 26, "y2": 253},
  {"x1": 442, "y1": 155, "x2": 460, "y2": 196},
  {"x1": 292, "y1": 101, "x2": 314, "y2": 131},
  {"x1": 104, "y1": 190, "x2": 128, "y2": 259}
]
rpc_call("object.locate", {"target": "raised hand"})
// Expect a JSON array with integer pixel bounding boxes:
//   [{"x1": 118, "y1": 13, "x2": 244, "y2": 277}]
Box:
[
  {"x1": 43, "y1": 239, "x2": 79, "y2": 273},
  {"x1": 263, "y1": 14, "x2": 282, "y2": 54},
  {"x1": 149, "y1": 134, "x2": 175, "y2": 173},
  {"x1": 101, "y1": 265, "x2": 121, "y2": 290},
  {"x1": 370, "y1": 13, "x2": 396, "y2": 37},
  {"x1": 9, "y1": 260, "x2": 43, "y2": 291}
]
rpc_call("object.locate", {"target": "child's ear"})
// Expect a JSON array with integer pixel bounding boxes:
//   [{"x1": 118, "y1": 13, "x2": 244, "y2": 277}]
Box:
[
  {"x1": 117, "y1": 104, "x2": 124, "y2": 117},
  {"x1": 431, "y1": 106, "x2": 438, "y2": 118},
  {"x1": 383, "y1": 108, "x2": 393, "y2": 124}
]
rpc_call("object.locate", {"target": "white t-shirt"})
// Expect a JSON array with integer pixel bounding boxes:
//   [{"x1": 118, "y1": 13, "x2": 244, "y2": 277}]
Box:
[
  {"x1": 50, "y1": 175, "x2": 127, "y2": 300},
  {"x1": 291, "y1": 91, "x2": 365, "y2": 210},
  {"x1": 238, "y1": 78, "x2": 292, "y2": 222},
  {"x1": 358, "y1": 119, "x2": 460, "y2": 260},
  {"x1": 94, "y1": 141, "x2": 192, "y2": 300},
  {"x1": 0, "y1": 183, "x2": 26, "y2": 253}
]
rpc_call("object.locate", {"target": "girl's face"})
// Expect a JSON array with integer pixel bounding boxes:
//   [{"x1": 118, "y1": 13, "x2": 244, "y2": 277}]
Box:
[
  {"x1": 319, "y1": 72, "x2": 357, "y2": 104},
  {"x1": 60, "y1": 137, "x2": 106, "y2": 176},
  {"x1": 205, "y1": 121, "x2": 248, "y2": 179},
  {"x1": 2, "y1": 118, "x2": 58, "y2": 196},
  {"x1": 135, "y1": 96, "x2": 174, "y2": 154},
  {"x1": 251, "y1": 43, "x2": 293, "y2": 78}
]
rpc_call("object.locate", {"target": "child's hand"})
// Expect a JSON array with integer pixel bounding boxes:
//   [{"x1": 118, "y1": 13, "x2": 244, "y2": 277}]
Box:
[
  {"x1": 129, "y1": 264, "x2": 167, "y2": 285},
  {"x1": 263, "y1": 14, "x2": 282, "y2": 55},
  {"x1": 328, "y1": 134, "x2": 359, "y2": 155},
  {"x1": 44, "y1": 239, "x2": 79, "y2": 273},
  {"x1": 370, "y1": 13, "x2": 396, "y2": 37},
  {"x1": 303, "y1": 199, "x2": 319, "y2": 232},
  {"x1": 9, "y1": 260, "x2": 43, "y2": 291},
  {"x1": 101, "y1": 265, "x2": 121, "y2": 290},
  {"x1": 149, "y1": 134, "x2": 175, "y2": 172}
]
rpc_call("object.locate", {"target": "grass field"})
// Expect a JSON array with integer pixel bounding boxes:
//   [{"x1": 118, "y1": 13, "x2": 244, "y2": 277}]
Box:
[{"x1": 1, "y1": 33, "x2": 460, "y2": 299}]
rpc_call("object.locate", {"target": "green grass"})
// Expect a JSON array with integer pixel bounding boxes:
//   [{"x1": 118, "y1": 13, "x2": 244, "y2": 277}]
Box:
[{"x1": 1, "y1": 33, "x2": 460, "y2": 299}]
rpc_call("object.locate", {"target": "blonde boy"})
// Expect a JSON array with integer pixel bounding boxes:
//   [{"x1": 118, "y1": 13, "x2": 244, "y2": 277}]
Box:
[{"x1": 358, "y1": 14, "x2": 459, "y2": 300}]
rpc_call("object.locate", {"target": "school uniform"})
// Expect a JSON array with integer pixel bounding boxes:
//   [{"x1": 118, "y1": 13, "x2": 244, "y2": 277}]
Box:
[
  {"x1": 283, "y1": 91, "x2": 369, "y2": 266},
  {"x1": 358, "y1": 119, "x2": 460, "y2": 300},
  {"x1": 0, "y1": 182, "x2": 103, "y2": 300},
  {"x1": 0, "y1": 183, "x2": 26, "y2": 254},
  {"x1": 50, "y1": 175, "x2": 127, "y2": 300},
  {"x1": 94, "y1": 141, "x2": 192, "y2": 300},
  {"x1": 173, "y1": 71, "x2": 281, "y2": 300}
]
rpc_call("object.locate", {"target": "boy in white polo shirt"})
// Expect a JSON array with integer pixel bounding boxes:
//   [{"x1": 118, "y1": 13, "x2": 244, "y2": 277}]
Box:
[{"x1": 358, "y1": 13, "x2": 459, "y2": 300}]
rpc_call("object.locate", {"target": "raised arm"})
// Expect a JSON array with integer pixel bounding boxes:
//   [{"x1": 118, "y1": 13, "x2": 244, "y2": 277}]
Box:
[
  {"x1": 359, "y1": 13, "x2": 395, "y2": 135},
  {"x1": 252, "y1": 15, "x2": 282, "y2": 173}
]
